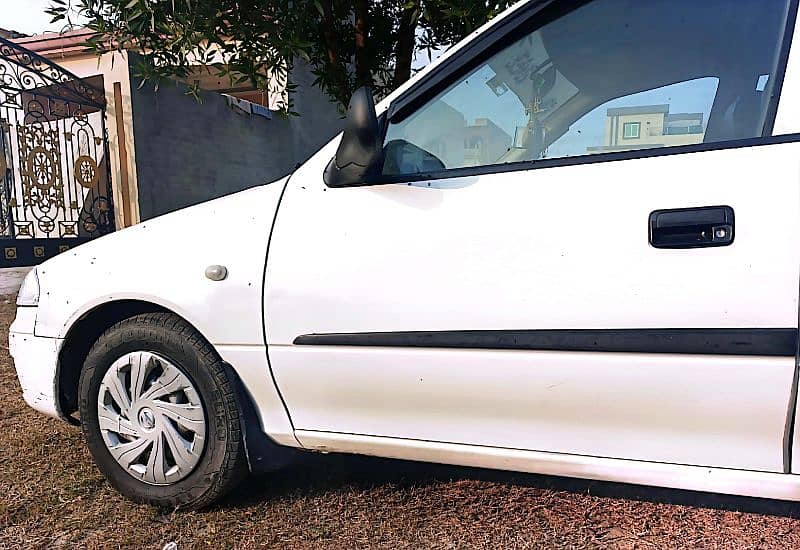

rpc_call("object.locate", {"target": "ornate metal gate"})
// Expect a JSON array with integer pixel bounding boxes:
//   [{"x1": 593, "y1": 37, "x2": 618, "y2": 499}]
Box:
[{"x1": 0, "y1": 36, "x2": 115, "y2": 267}]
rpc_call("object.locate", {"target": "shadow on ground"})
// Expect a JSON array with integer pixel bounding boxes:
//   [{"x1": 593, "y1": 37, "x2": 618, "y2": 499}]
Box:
[{"x1": 219, "y1": 451, "x2": 800, "y2": 518}]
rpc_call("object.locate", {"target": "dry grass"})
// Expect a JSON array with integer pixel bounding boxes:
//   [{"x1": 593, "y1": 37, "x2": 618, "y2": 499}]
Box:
[{"x1": 2, "y1": 296, "x2": 800, "y2": 548}]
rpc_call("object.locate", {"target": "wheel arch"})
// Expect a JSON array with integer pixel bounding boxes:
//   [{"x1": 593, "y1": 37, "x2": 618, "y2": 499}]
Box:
[
  {"x1": 57, "y1": 299, "x2": 171, "y2": 420},
  {"x1": 57, "y1": 299, "x2": 227, "y2": 420},
  {"x1": 55, "y1": 298, "x2": 296, "y2": 472}
]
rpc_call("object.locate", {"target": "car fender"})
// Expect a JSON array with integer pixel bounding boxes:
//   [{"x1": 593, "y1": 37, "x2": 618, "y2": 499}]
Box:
[{"x1": 35, "y1": 178, "x2": 288, "y2": 345}]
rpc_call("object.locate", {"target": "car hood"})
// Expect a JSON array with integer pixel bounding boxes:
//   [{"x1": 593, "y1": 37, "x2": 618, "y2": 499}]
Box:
[{"x1": 35, "y1": 177, "x2": 288, "y2": 344}]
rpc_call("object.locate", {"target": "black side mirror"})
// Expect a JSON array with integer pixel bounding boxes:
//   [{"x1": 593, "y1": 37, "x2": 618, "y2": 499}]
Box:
[{"x1": 324, "y1": 87, "x2": 384, "y2": 187}]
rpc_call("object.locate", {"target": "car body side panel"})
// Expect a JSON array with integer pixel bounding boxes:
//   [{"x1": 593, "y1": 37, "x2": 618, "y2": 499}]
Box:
[
  {"x1": 215, "y1": 344, "x2": 298, "y2": 447},
  {"x1": 267, "y1": 144, "x2": 800, "y2": 342},
  {"x1": 8, "y1": 331, "x2": 62, "y2": 418},
  {"x1": 35, "y1": 180, "x2": 287, "y2": 345},
  {"x1": 277, "y1": 346, "x2": 793, "y2": 471},
  {"x1": 265, "y1": 137, "x2": 800, "y2": 471},
  {"x1": 30, "y1": 179, "x2": 298, "y2": 444}
]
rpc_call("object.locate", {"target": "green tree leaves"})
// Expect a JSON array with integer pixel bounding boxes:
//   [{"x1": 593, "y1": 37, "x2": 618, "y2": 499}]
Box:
[{"x1": 47, "y1": 0, "x2": 513, "y2": 113}]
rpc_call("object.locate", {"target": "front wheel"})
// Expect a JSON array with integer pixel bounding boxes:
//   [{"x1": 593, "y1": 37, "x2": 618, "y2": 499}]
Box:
[{"x1": 78, "y1": 313, "x2": 247, "y2": 509}]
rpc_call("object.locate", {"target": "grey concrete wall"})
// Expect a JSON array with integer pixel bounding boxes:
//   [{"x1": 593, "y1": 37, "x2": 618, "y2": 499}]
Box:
[
  {"x1": 287, "y1": 59, "x2": 347, "y2": 167},
  {"x1": 129, "y1": 58, "x2": 344, "y2": 220}
]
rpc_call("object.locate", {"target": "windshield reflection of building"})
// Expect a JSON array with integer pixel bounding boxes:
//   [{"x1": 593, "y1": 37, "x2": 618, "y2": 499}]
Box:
[
  {"x1": 587, "y1": 104, "x2": 705, "y2": 153},
  {"x1": 405, "y1": 101, "x2": 513, "y2": 168}
]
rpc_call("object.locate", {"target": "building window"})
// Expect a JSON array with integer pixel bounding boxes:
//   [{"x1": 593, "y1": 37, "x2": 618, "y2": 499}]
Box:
[
  {"x1": 623, "y1": 122, "x2": 641, "y2": 139},
  {"x1": 664, "y1": 124, "x2": 704, "y2": 135}
]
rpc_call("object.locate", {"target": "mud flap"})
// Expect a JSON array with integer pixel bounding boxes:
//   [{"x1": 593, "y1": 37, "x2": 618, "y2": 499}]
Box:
[{"x1": 227, "y1": 364, "x2": 299, "y2": 474}]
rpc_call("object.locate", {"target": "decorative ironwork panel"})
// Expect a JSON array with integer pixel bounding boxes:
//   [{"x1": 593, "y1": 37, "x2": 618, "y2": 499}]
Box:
[
  {"x1": 0, "y1": 37, "x2": 105, "y2": 109},
  {"x1": 0, "y1": 35, "x2": 115, "y2": 267},
  {"x1": 17, "y1": 121, "x2": 64, "y2": 235}
]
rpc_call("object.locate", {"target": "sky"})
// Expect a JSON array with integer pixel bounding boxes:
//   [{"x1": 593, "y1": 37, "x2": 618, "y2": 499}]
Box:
[{"x1": 1, "y1": 0, "x2": 84, "y2": 34}]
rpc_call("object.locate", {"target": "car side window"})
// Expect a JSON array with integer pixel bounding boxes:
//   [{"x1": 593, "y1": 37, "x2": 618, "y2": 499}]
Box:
[
  {"x1": 382, "y1": 0, "x2": 792, "y2": 176},
  {"x1": 546, "y1": 78, "x2": 719, "y2": 158}
]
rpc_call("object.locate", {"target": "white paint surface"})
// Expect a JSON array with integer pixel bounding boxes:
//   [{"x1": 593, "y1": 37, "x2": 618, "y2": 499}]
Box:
[
  {"x1": 26, "y1": 179, "x2": 296, "y2": 432},
  {"x1": 267, "y1": 144, "x2": 800, "y2": 341},
  {"x1": 34, "y1": 180, "x2": 287, "y2": 345},
  {"x1": 216, "y1": 344, "x2": 298, "y2": 447},
  {"x1": 274, "y1": 346, "x2": 794, "y2": 471},
  {"x1": 265, "y1": 139, "x2": 800, "y2": 472},
  {"x1": 8, "y1": 328, "x2": 63, "y2": 419}
]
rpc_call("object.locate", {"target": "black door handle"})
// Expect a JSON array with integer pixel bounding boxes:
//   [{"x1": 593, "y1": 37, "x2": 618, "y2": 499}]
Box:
[{"x1": 649, "y1": 205, "x2": 734, "y2": 249}]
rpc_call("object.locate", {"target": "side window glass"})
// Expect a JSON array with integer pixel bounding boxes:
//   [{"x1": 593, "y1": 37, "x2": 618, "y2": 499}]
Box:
[
  {"x1": 547, "y1": 78, "x2": 719, "y2": 158},
  {"x1": 382, "y1": 0, "x2": 791, "y2": 177}
]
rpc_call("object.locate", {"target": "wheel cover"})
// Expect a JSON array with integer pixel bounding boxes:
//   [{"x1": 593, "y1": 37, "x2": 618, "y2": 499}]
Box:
[{"x1": 97, "y1": 351, "x2": 207, "y2": 486}]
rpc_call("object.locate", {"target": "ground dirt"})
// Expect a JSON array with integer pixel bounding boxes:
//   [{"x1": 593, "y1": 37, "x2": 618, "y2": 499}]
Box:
[{"x1": 3, "y1": 297, "x2": 800, "y2": 549}]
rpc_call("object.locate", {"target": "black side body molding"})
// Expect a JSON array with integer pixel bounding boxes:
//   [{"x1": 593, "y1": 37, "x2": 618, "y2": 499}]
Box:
[{"x1": 293, "y1": 329, "x2": 798, "y2": 356}]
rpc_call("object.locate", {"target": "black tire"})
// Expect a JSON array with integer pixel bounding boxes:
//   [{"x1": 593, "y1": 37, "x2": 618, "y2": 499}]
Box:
[{"x1": 78, "y1": 312, "x2": 247, "y2": 509}]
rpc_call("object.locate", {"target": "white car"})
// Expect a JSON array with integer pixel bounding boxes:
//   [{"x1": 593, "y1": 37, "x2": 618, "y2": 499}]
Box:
[{"x1": 11, "y1": 0, "x2": 800, "y2": 509}]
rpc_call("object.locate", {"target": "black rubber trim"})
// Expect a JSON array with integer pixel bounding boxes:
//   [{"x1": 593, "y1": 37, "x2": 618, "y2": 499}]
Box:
[
  {"x1": 260, "y1": 175, "x2": 296, "y2": 430},
  {"x1": 372, "y1": 132, "x2": 800, "y2": 185},
  {"x1": 293, "y1": 329, "x2": 798, "y2": 356},
  {"x1": 761, "y1": 0, "x2": 799, "y2": 137}
]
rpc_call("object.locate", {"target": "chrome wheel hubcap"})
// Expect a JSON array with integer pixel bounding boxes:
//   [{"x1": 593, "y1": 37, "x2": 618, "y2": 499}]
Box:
[{"x1": 97, "y1": 351, "x2": 206, "y2": 485}]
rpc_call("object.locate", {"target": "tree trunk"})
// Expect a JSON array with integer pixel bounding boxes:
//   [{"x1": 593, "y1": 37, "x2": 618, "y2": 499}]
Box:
[
  {"x1": 354, "y1": 0, "x2": 371, "y2": 86},
  {"x1": 393, "y1": 0, "x2": 420, "y2": 88},
  {"x1": 320, "y1": 1, "x2": 351, "y2": 106}
]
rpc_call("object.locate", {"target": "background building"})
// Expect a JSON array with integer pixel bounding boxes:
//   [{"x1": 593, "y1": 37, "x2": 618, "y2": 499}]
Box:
[
  {"x1": 0, "y1": 29, "x2": 343, "y2": 265},
  {"x1": 587, "y1": 104, "x2": 705, "y2": 153}
]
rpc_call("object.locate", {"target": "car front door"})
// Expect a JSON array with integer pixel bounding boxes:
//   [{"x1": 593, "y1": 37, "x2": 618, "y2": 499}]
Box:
[{"x1": 265, "y1": 0, "x2": 800, "y2": 473}]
